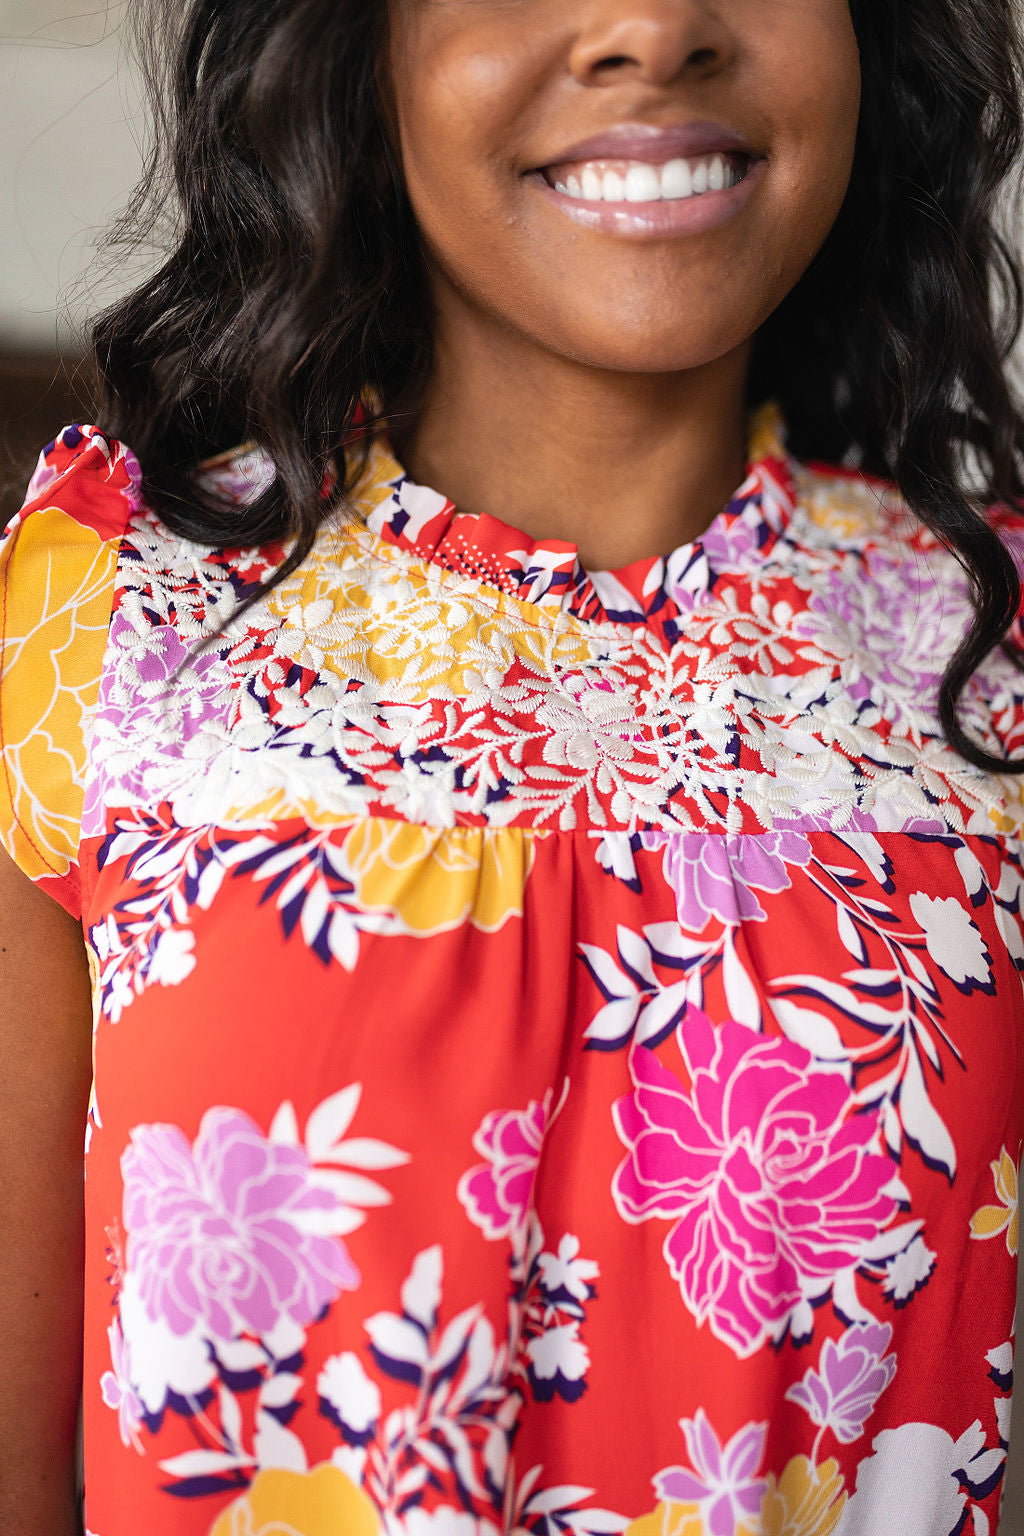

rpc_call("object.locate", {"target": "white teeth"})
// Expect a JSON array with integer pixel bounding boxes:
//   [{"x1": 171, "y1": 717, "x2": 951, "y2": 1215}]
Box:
[
  {"x1": 581, "y1": 165, "x2": 603, "y2": 200},
  {"x1": 550, "y1": 153, "x2": 744, "y2": 204},
  {"x1": 624, "y1": 164, "x2": 662, "y2": 202},
  {"x1": 602, "y1": 169, "x2": 625, "y2": 201},
  {"x1": 660, "y1": 158, "x2": 693, "y2": 199}
]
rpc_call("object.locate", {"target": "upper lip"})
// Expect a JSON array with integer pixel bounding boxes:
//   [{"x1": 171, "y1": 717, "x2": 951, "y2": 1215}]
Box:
[{"x1": 536, "y1": 120, "x2": 757, "y2": 169}]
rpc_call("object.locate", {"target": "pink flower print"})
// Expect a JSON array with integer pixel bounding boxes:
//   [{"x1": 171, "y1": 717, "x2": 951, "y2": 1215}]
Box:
[
  {"x1": 640, "y1": 831, "x2": 812, "y2": 932},
  {"x1": 121, "y1": 1109, "x2": 359, "y2": 1342},
  {"x1": 612, "y1": 1012, "x2": 901, "y2": 1356},
  {"x1": 100, "y1": 1320, "x2": 145, "y2": 1451},
  {"x1": 458, "y1": 1086, "x2": 563, "y2": 1240},
  {"x1": 786, "y1": 1321, "x2": 897, "y2": 1444},
  {"x1": 654, "y1": 1411, "x2": 767, "y2": 1536}
]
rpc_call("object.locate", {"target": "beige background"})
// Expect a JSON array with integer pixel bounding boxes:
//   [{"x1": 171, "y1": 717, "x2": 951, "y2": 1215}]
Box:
[
  {"x1": 0, "y1": 0, "x2": 147, "y2": 352},
  {"x1": 1, "y1": 0, "x2": 1022, "y2": 1527}
]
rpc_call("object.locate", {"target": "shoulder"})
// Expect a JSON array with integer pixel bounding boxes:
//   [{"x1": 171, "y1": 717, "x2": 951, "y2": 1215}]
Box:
[
  {"x1": 0, "y1": 424, "x2": 139, "y2": 917},
  {"x1": 788, "y1": 456, "x2": 1024, "y2": 782}
]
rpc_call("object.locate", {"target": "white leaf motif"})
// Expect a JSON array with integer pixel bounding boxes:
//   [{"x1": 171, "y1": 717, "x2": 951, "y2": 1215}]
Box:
[
  {"x1": 616, "y1": 925, "x2": 657, "y2": 987},
  {"x1": 307, "y1": 1168, "x2": 391, "y2": 1209},
  {"x1": 305, "y1": 1084, "x2": 362, "y2": 1159},
  {"x1": 722, "y1": 934, "x2": 761, "y2": 1028},
  {"x1": 526, "y1": 1484, "x2": 597, "y2": 1515},
  {"x1": 579, "y1": 943, "x2": 637, "y2": 1000},
  {"x1": 643, "y1": 922, "x2": 711, "y2": 964},
  {"x1": 900, "y1": 1048, "x2": 957, "y2": 1177},
  {"x1": 268, "y1": 1100, "x2": 300, "y2": 1146},
  {"x1": 836, "y1": 905, "x2": 867, "y2": 964},
  {"x1": 401, "y1": 1246, "x2": 443, "y2": 1330},
  {"x1": 433, "y1": 1305, "x2": 484, "y2": 1374},
  {"x1": 771, "y1": 998, "x2": 848, "y2": 1061},
  {"x1": 321, "y1": 1137, "x2": 410, "y2": 1170},
  {"x1": 259, "y1": 1372, "x2": 302, "y2": 1408},
  {"x1": 216, "y1": 1338, "x2": 267, "y2": 1373},
  {"x1": 565, "y1": 1512, "x2": 631, "y2": 1535},
  {"x1": 859, "y1": 1219, "x2": 924, "y2": 1262},
  {"x1": 218, "y1": 1386, "x2": 243, "y2": 1450},
  {"x1": 634, "y1": 983, "x2": 688, "y2": 1045},
  {"x1": 584, "y1": 997, "x2": 640, "y2": 1045},
  {"x1": 254, "y1": 1409, "x2": 308, "y2": 1472},
  {"x1": 159, "y1": 1449, "x2": 254, "y2": 1478},
  {"x1": 364, "y1": 1312, "x2": 430, "y2": 1369}
]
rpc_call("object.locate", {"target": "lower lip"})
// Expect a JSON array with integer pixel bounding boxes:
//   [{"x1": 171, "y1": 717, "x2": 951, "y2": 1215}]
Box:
[{"x1": 527, "y1": 158, "x2": 762, "y2": 239}]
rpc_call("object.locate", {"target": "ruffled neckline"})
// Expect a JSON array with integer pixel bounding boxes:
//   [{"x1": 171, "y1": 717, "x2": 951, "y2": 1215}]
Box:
[
  {"x1": 353, "y1": 402, "x2": 796, "y2": 635},
  {"x1": 197, "y1": 403, "x2": 798, "y2": 637}
]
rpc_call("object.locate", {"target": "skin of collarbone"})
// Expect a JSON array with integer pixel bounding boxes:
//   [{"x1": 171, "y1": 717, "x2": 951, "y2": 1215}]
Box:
[{"x1": 381, "y1": 0, "x2": 861, "y2": 572}]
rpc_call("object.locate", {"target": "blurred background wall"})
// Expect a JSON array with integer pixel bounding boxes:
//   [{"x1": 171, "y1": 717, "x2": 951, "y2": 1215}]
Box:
[
  {"x1": 2, "y1": 1, "x2": 1024, "y2": 1527},
  {"x1": 0, "y1": 0, "x2": 148, "y2": 518}
]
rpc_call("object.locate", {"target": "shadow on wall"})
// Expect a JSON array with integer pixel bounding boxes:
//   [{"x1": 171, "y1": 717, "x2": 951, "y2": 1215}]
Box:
[{"x1": 0, "y1": 351, "x2": 92, "y2": 521}]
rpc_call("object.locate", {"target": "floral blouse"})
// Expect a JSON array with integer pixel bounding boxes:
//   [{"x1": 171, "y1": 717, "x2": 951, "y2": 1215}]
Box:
[{"x1": 2, "y1": 407, "x2": 1024, "y2": 1536}]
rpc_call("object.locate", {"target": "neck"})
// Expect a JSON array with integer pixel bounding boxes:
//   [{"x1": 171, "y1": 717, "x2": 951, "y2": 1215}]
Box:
[{"x1": 388, "y1": 303, "x2": 752, "y2": 571}]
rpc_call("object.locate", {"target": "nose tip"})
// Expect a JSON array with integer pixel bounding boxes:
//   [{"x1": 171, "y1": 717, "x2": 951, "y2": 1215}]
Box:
[{"x1": 568, "y1": 3, "x2": 736, "y2": 89}]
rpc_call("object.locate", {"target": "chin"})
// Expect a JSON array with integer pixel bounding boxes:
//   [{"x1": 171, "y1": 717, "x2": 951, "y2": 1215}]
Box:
[{"x1": 534, "y1": 320, "x2": 749, "y2": 377}]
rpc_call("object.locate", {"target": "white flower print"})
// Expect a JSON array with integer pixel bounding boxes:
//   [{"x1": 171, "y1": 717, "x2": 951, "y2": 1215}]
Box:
[
  {"x1": 909, "y1": 892, "x2": 992, "y2": 990},
  {"x1": 536, "y1": 1234, "x2": 600, "y2": 1304},
  {"x1": 882, "y1": 1234, "x2": 936, "y2": 1305},
  {"x1": 836, "y1": 1420, "x2": 1004, "y2": 1536},
  {"x1": 525, "y1": 1321, "x2": 591, "y2": 1393},
  {"x1": 144, "y1": 926, "x2": 196, "y2": 988},
  {"x1": 535, "y1": 670, "x2": 646, "y2": 772},
  {"x1": 318, "y1": 1351, "x2": 381, "y2": 1441},
  {"x1": 397, "y1": 1510, "x2": 501, "y2": 1536},
  {"x1": 117, "y1": 1269, "x2": 216, "y2": 1416}
]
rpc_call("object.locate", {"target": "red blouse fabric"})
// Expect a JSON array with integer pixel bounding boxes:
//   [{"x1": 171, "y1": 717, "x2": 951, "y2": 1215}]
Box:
[{"x1": 2, "y1": 410, "x2": 1023, "y2": 1536}]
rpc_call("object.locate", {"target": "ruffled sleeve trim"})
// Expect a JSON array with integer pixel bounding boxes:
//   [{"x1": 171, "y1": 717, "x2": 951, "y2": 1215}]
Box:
[{"x1": 0, "y1": 425, "x2": 136, "y2": 918}]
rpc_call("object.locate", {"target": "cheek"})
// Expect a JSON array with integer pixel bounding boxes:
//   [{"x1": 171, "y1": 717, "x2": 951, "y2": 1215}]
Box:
[
  {"x1": 767, "y1": 11, "x2": 861, "y2": 243},
  {"x1": 391, "y1": 18, "x2": 533, "y2": 225}
]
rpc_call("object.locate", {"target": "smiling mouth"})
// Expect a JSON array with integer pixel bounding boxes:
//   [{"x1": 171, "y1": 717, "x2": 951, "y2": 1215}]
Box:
[{"x1": 538, "y1": 151, "x2": 752, "y2": 205}]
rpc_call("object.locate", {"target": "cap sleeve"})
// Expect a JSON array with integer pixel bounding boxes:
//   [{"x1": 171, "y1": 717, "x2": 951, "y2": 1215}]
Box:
[{"x1": 0, "y1": 425, "x2": 138, "y2": 918}]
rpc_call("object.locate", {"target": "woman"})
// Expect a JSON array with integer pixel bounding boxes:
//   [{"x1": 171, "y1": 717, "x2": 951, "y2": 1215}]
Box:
[{"x1": 3, "y1": 0, "x2": 1024, "y2": 1532}]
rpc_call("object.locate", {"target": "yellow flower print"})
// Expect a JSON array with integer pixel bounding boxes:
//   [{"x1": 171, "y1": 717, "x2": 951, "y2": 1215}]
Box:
[
  {"x1": 627, "y1": 1458, "x2": 846, "y2": 1536},
  {"x1": 0, "y1": 506, "x2": 119, "y2": 881},
  {"x1": 344, "y1": 819, "x2": 535, "y2": 935},
  {"x1": 988, "y1": 783, "x2": 1024, "y2": 836},
  {"x1": 625, "y1": 1502, "x2": 707, "y2": 1536},
  {"x1": 760, "y1": 1456, "x2": 847, "y2": 1536},
  {"x1": 207, "y1": 1462, "x2": 382, "y2": 1536},
  {"x1": 267, "y1": 537, "x2": 593, "y2": 706},
  {"x1": 796, "y1": 469, "x2": 888, "y2": 542},
  {"x1": 970, "y1": 1145, "x2": 1020, "y2": 1255},
  {"x1": 746, "y1": 400, "x2": 787, "y2": 466},
  {"x1": 626, "y1": 1503, "x2": 759, "y2": 1536}
]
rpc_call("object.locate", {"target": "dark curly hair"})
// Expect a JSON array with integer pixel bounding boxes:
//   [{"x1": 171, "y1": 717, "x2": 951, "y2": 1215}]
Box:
[{"x1": 92, "y1": 0, "x2": 1024, "y2": 772}]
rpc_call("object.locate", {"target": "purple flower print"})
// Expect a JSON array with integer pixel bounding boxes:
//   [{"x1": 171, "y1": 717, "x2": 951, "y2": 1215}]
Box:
[
  {"x1": 786, "y1": 1321, "x2": 897, "y2": 1444},
  {"x1": 82, "y1": 614, "x2": 235, "y2": 836},
  {"x1": 100, "y1": 1321, "x2": 145, "y2": 1451},
  {"x1": 121, "y1": 1108, "x2": 359, "y2": 1341},
  {"x1": 640, "y1": 831, "x2": 812, "y2": 931},
  {"x1": 699, "y1": 504, "x2": 765, "y2": 572},
  {"x1": 803, "y1": 549, "x2": 963, "y2": 722},
  {"x1": 458, "y1": 1087, "x2": 562, "y2": 1241},
  {"x1": 655, "y1": 1411, "x2": 767, "y2": 1536},
  {"x1": 612, "y1": 1011, "x2": 901, "y2": 1356}
]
